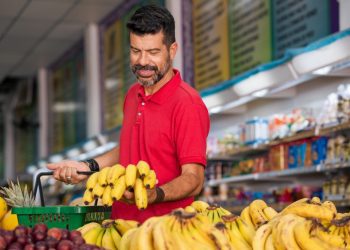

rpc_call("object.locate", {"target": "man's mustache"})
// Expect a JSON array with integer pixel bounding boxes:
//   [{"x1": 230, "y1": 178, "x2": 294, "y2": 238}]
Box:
[{"x1": 132, "y1": 64, "x2": 158, "y2": 72}]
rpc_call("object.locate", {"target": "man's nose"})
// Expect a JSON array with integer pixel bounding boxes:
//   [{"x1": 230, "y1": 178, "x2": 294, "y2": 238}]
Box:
[{"x1": 138, "y1": 52, "x2": 149, "y2": 66}]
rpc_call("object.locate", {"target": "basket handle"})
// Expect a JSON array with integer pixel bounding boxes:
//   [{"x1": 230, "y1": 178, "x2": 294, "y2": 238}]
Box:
[{"x1": 33, "y1": 171, "x2": 96, "y2": 207}]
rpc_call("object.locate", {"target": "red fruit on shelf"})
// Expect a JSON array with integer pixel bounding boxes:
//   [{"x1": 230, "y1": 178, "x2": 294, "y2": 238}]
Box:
[
  {"x1": 45, "y1": 237, "x2": 59, "y2": 249},
  {"x1": 23, "y1": 243, "x2": 35, "y2": 250},
  {"x1": 57, "y1": 239, "x2": 74, "y2": 250},
  {"x1": 68, "y1": 230, "x2": 81, "y2": 241},
  {"x1": 33, "y1": 231, "x2": 46, "y2": 242},
  {"x1": 14, "y1": 225, "x2": 27, "y2": 238},
  {"x1": 35, "y1": 241, "x2": 48, "y2": 250},
  {"x1": 2, "y1": 230, "x2": 14, "y2": 244},
  {"x1": 61, "y1": 229, "x2": 69, "y2": 240},
  {"x1": 7, "y1": 242, "x2": 23, "y2": 250},
  {"x1": 0, "y1": 235, "x2": 7, "y2": 250},
  {"x1": 71, "y1": 236, "x2": 85, "y2": 246},
  {"x1": 33, "y1": 224, "x2": 48, "y2": 234},
  {"x1": 47, "y1": 228, "x2": 62, "y2": 241}
]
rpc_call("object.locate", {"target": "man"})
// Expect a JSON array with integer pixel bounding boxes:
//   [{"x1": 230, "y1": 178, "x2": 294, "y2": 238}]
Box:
[{"x1": 48, "y1": 4, "x2": 210, "y2": 222}]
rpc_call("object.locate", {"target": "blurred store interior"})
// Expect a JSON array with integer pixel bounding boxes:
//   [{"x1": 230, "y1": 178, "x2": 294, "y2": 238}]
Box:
[{"x1": 1, "y1": 0, "x2": 350, "y2": 208}]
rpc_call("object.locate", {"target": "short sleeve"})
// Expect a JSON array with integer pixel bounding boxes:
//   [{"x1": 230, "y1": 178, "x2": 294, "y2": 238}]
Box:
[{"x1": 174, "y1": 102, "x2": 210, "y2": 167}]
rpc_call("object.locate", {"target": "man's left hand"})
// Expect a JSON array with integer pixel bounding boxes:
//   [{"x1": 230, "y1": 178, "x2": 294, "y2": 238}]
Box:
[{"x1": 121, "y1": 188, "x2": 157, "y2": 205}]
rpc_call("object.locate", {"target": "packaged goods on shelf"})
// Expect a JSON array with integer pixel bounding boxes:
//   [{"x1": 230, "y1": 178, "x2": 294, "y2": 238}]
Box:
[
  {"x1": 317, "y1": 83, "x2": 350, "y2": 126},
  {"x1": 245, "y1": 117, "x2": 269, "y2": 145}
]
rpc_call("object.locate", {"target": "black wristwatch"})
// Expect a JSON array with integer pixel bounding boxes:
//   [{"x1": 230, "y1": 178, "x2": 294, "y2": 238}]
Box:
[
  {"x1": 81, "y1": 159, "x2": 100, "y2": 172},
  {"x1": 154, "y1": 187, "x2": 165, "y2": 203}
]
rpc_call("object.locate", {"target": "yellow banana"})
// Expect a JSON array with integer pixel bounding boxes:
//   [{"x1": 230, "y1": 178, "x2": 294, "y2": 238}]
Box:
[
  {"x1": 216, "y1": 222, "x2": 251, "y2": 249},
  {"x1": 83, "y1": 189, "x2": 94, "y2": 205},
  {"x1": 119, "y1": 227, "x2": 138, "y2": 250},
  {"x1": 191, "y1": 214, "x2": 232, "y2": 250},
  {"x1": 249, "y1": 200, "x2": 268, "y2": 228},
  {"x1": 101, "y1": 219, "x2": 114, "y2": 227},
  {"x1": 77, "y1": 222, "x2": 101, "y2": 235},
  {"x1": 95, "y1": 228, "x2": 106, "y2": 247},
  {"x1": 115, "y1": 218, "x2": 136, "y2": 236},
  {"x1": 92, "y1": 183, "x2": 105, "y2": 198},
  {"x1": 143, "y1": 170, "x2": 156, "y2": 189},
  {"x1": 137, "y1": 160, "x2": 150, "y2": 179},
  {"x1": 111, "y1": 175, "x2": 126, "y2": 201},
  {"x1": 125, "y1": 164, "x2": 137, "y2": 190},
  {"x1": 86, "y1": 172, "x2": 99, "y2": 191},
  {"x1": 235, "y1": 216, "x2": 256, "y2": 246},
  {"x1": 152, "y1": 217, "x2": 177, "y2": 250},
  {"x1": 271, "y1": 218, "x2": 285, "y2": 250},
  {"x1": 184, "y1": 205, "x2": 196, "y2": 213},
  {"x1": 281, "y1": 200, "x2": 336, "y2": 221},
  {"x1": 107, "y1": 164, "x2": 125, "y2": 186},
  {"x1": 204, "y1": 206, "x2": 223, "y2": 224},
  {"x1": 265, "y1": 234, "x2": 275, "y2": 250},
  {"x1": 311, "y1": 196, "x2": 322, "y2": 204},
  {"x1": 134, "y1": 178, "x2": 148, "y2": 210},
  {"x1": 263, "y1": 207, "x2": 278, "y2": 220},
  {"x1": 241, "y1": 206, "x2": 256, "y2": 230},
  {"x1": 293, "y1": 219, "x2": 331, "y2": 250},
  {"x1": 102, "y1": 185, "x2": 113, "y2": 207},
  {"x1": 322, "y1": 200, "x2": 337, "y2": 214},
  {"x1": 181, "y1": 222, "x2": 213, "y2": 250},
  {"x1": 110, "y1": 225, "x2": 122, "y2": 250},
  {"x1": 218, "y1": 206, "x2": 231, "y2": 216},
  {"x1": 98, "y1": 167, "x2": 111, "y2": 187},
  {"x1": 191, "y1": 200, "x2": 209, "y2": 213},
  {"x1": 252, "y1": 223, "x2": 272, "y2": 250},
  {"x1": 279, "y1": 214, "x2": 303, "y2": 250},
  {"x1": 169, "y1": 223, "x2": 192, "y2": 250},
  {"x1": 134, "y1": 216, "x2": 160, "y2": 250},
  {"x1": 125, "y1": 219, "x2": 140, "y2": 229},
  {"x1": 313, "y1": 223, "x2": 346, "y2": 248},
  {"x1": 101, "y1": 227, "x2": 117, "y2": 250},
  {"x1": 82, "y1": 224, "x2": 104, "y2": 245}
]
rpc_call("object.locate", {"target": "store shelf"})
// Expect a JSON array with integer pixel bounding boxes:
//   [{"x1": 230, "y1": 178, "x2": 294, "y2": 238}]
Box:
[
  {"x1": 206, "y1": 164, "x2": 350, "y2": 187},
  {"x1": 208, "y1": 121, "x2": 350, "y2": 161}
]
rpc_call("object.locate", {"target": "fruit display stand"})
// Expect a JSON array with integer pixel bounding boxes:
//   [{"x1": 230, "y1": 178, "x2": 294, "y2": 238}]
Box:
[{"x1": 12, "y1": 172, "x2": 111, "y2": 230}]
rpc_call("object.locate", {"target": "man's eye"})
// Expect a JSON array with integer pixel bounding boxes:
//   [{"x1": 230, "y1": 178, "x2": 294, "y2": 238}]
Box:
[{"x1": 149, "y1": 51, "x2": 159, "y2": 55}]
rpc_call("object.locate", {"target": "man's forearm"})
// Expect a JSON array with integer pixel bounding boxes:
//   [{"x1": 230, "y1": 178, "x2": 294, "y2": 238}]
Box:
[
  {"x1": 158, "y1": 172, "x2": 204, "y2": 202},
  {"x1": 94, "y1": 146, "x2": 120, "y2": 169}
]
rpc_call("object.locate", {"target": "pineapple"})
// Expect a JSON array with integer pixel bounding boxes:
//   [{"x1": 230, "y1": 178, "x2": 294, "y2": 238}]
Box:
[{"x1": 0, "y1": 180, "x2": 36, "y2": 207}]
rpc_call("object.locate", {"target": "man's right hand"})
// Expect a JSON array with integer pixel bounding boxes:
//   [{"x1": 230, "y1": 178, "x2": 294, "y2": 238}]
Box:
[{"x1": 47, "y1": 160, "x2": 91, "y2": 185}]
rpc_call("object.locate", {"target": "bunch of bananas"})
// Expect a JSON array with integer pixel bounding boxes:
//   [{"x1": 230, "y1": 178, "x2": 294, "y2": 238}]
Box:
[
  {"x1": 119, "y1": 209, "x2": 232, "y2": 250},
  {"x1": 83, "y1": 161, "x2": 157, "y2": 209},
  {"x1": 78, "y1": 218, "x2": 140, "y2": 249},
  {"x1": 251, "y1": 198, "x2": 349, "y2": 250}
]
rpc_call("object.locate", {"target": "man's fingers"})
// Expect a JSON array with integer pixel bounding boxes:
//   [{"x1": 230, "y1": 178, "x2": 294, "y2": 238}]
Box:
[
  {"x1": 123, "y1": 190, "x2": 134, "y2": 200},
  {"x1": 47, "y1": 163, "x2": 59, "y2": 170}
]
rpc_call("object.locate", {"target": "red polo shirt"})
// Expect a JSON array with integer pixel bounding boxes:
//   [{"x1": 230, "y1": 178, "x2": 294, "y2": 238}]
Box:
[{"x1": 111, "y1": 69, "x2": 210, "y2": 222}]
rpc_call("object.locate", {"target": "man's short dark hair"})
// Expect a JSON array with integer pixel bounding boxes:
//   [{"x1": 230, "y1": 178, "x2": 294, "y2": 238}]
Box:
[{"x1": 127, "y1": 4, "x2": 175, "y2": 47}]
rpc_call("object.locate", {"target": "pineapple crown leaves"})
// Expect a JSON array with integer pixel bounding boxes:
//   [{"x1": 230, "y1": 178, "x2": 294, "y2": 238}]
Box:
[{"x1": 0, "y1": 179, "x2": 36, "y2": 207}]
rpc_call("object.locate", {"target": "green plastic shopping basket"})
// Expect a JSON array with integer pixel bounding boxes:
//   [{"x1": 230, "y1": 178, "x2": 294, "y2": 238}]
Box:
[{"x1": 12, "y1": 171, "x2": 111, "y2": 230}]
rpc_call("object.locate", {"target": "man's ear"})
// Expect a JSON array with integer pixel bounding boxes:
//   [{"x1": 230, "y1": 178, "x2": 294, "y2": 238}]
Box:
[{"x1": 169, "y1": 42, "x2": 178, "y2": 60}]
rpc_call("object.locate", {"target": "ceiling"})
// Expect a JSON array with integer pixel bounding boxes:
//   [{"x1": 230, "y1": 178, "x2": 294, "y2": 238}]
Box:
[{"x1": 0, "y1": 0, "x2": 124, "y2": 87}]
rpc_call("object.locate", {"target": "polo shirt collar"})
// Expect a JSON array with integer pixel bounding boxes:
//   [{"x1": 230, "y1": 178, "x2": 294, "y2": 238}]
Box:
[{"x1": 137, "y1": 69, "x2": 182, "y2": 104}]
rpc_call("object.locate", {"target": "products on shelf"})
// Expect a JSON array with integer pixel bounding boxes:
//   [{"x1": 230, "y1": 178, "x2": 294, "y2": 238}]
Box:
[
  {"x1": 317, "y1": 84, "x2": 350, "y2": 126},
  {"x1": 245, "y1": 117, "x2": 269, "y2": 145}
]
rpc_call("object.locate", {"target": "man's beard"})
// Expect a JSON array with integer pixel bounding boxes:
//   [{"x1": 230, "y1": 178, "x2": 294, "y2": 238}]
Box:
[{"x1": 131, "y1": 56, "x2": 172, "y2": 87}]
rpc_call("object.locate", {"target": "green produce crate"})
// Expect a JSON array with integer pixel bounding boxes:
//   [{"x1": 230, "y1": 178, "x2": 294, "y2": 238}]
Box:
[
  {"x1": 12, "y1": 171, "x2": 111, "y2": 230},
  {"x1": 12, "y1": 205, "x2": 111, "y2": 230}
]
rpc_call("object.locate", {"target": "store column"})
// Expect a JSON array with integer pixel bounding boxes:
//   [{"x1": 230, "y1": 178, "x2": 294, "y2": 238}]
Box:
[
  {"x1": 166, "y1": 0, "x2": 184, "y2": 73},
  {"x1": 4, "y1": 98, "x2": 14, "y2": 180},
  {"x1": 38, "y1": 68, "x2": 48, "y2": 158},
  {"x1": 85, "y1": 23, "x2": 102, "y2": 137}
]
